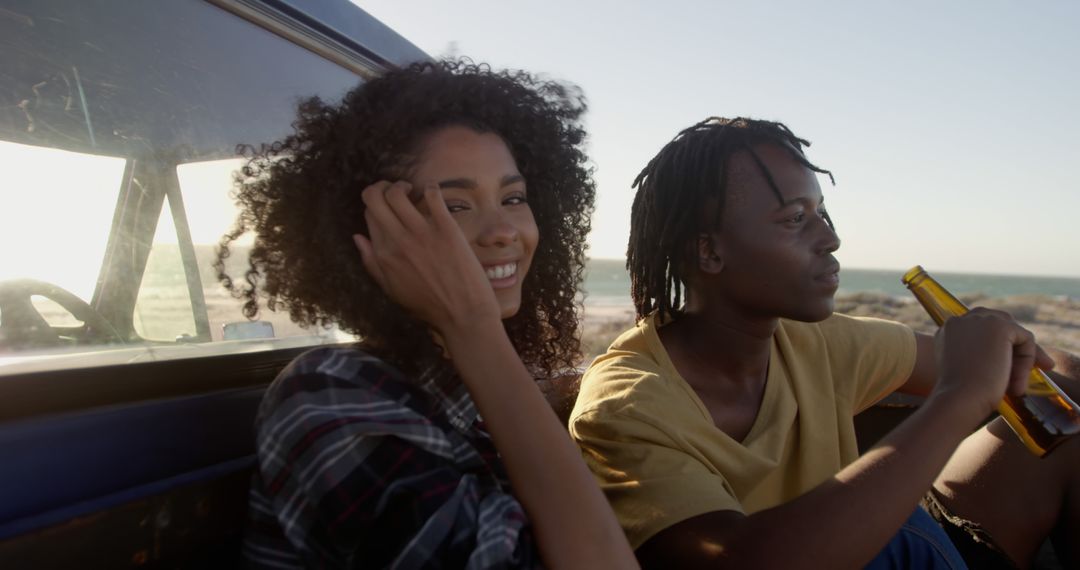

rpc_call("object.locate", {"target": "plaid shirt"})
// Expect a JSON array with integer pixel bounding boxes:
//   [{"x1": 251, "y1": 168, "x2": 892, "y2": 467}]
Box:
[{"x1": 244, "y1": 347, "x2": 541, "y2": 569}]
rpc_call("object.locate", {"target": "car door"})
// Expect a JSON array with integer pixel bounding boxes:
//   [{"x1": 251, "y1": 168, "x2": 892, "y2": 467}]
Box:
[{"x1": 0, "y1": 1, "x2": 426, "y2": 566}]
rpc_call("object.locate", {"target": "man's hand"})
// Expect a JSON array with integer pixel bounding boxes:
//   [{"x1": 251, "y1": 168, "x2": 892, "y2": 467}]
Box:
[{"x1": 932, "y1": 308, "x2": 1056, "y2": 422}]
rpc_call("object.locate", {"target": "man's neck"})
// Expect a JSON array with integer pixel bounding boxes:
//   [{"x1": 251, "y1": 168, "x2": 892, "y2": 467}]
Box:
[
  {"x1": 659, "y1": 305, "x2": 777, "y2": 387},
  {"x1": 656, "y1": 305, "x2": 778, "y2": 441}
]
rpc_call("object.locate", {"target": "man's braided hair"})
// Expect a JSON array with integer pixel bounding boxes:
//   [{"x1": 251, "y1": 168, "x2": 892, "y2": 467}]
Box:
[{"x1": 627, "y1": 117, "x2": 834, "y2": 322}]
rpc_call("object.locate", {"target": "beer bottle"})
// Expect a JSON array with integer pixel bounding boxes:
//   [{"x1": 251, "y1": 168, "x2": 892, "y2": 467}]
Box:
[{"x1": 902, "y1": 265, "x2": 1080, "y2": 457}]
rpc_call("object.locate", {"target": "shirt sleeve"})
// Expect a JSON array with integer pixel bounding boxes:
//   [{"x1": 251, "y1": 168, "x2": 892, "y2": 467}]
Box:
[
  {"x1": 252, "y1": 352, "x2": 536, "y2": 569},
  {"x1": 818, "y1": 314, "x2": 918, "y2": 413},
  {"x1": 571, "y1": 407, "x2": 743, "y2": 550}
]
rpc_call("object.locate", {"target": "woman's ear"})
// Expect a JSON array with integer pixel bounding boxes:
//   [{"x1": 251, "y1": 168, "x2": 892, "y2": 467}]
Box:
[{"x1": 697, "y1": 233, "x2": 723, "y2": 274}]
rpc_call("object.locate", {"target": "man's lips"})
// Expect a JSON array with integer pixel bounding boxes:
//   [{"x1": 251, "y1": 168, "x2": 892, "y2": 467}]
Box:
[{"x1": 816, "y1": 262, "x2": 841, "y2": 285}]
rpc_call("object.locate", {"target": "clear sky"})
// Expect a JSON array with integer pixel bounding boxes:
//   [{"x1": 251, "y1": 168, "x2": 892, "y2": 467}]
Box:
[{"x1": 356, "y1": 0, "x2": 1080, "y2": 277}]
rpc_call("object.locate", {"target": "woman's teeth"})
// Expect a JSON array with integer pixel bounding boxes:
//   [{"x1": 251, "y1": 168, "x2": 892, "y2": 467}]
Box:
[{"x1": 485, "y1": 262, "x2": 517, "y2": 280}]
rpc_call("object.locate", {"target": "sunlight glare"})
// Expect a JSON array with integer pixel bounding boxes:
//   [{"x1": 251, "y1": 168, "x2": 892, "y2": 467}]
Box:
[{"x1": 0, "y1": 141, "x2": 125, "y2": 299}]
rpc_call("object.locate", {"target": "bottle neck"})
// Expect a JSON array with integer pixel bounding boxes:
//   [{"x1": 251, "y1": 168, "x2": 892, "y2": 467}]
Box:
[{"x1": 902, "y1": 267, "x2": 970, "y2": 326}]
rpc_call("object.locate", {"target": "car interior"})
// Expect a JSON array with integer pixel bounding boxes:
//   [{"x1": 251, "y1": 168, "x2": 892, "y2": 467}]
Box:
[{"x1": 0, "y1": 0, "x2": 425, "y2": 566}]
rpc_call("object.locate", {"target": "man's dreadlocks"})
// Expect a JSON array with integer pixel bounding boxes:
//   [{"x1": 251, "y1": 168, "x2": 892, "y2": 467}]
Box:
[{"x1": 627, "y1": 117, "x2": 835, "y2": 322}]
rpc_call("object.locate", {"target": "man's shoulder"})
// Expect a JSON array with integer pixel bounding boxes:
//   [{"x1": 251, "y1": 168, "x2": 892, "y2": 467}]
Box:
[
  {"x1": 777, "y1": 313, "x2": 911, "y2": 347},
  {"x1": 572, "y1": 318, "x2": 694, "y2": 423}
]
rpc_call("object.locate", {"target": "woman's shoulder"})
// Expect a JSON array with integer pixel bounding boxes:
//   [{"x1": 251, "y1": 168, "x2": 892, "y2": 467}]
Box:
[
  {"x1": 257, "y1": 345, "x2": 440, "y2": 423},
  {"x1": 279, "y1": 345, "x2": 402, "y2": 385}
]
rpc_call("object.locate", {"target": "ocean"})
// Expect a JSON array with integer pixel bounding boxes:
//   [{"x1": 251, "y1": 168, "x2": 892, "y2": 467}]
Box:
[{"x1": 582, "y1": 259, "x2": 1080, "y2": 307}]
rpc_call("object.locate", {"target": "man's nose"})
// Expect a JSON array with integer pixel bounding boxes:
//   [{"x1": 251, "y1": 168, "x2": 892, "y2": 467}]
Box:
[{"x1": 815, "y1": 219, "x2": 840, "y2": 255}]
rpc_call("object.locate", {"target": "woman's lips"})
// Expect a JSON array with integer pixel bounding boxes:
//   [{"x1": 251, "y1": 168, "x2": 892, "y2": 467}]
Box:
[{"x1": 484, "y1": 261, "x2": 518, "y2": 289}]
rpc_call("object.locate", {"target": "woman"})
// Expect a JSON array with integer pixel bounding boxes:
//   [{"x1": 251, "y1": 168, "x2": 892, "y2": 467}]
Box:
[{"x1": 217, "y1": 60, "x2": 636, "y2": 569}]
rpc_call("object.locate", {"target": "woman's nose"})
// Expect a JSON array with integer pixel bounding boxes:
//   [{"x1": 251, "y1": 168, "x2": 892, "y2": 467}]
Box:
[{"x1": 476, "y1": 211, "x2": 520, "y2": 247}]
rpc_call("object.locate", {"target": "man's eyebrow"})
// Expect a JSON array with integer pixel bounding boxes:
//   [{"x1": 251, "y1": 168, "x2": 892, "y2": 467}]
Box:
[{"x1": 772, "y1": 195, "x2": 825, "y2": 212}]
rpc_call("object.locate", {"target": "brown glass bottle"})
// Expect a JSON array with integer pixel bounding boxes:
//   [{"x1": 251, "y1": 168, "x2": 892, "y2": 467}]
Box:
[{"x1": 902, "y1": 265, "x2": 1080, "y2": 457}]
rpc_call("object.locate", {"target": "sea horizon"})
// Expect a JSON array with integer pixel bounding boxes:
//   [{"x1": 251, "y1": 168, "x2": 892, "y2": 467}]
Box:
[{"x1": 583, "y1": 258, "x2": 1080, "y2": 307}]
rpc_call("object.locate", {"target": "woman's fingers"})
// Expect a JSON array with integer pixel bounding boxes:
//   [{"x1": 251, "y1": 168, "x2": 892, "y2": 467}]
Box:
[
  {"x1": 383, "y1": 180, "x2": 429, "y2": 234},
  {"x1": 352, "y1": 233, "x2": 387, "y2": 289},
  {"x1": 361, "y1": 181, "x2": 411, "y2": 243},
  {"x1": 423, "y1": 182, "x2": 454, "y2": 230}
]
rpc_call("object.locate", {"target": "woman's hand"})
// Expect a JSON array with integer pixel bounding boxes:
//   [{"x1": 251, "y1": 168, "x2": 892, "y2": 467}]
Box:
[{"x1": 353, "y1": 180, "x2": 502, "y2": 335}]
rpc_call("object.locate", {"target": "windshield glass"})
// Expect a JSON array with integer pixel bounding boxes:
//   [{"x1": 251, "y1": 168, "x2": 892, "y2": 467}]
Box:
[
  {"x1": 0, "y1": 0, "x2": 368, "y2": 374},
  {"x1": 0, "y1": 141, "x2": 124, "y2": 299}
]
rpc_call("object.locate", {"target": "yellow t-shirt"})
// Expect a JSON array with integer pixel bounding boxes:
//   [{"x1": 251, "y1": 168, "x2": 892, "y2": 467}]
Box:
[{"x1": 568, "y1": 312, "x2": 917, "y2": 549}]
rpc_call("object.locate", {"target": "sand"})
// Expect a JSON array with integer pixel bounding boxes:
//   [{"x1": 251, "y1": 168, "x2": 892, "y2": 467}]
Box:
[{"x1": 579, "y1": 293, "x2": 1080, "y2": 363}]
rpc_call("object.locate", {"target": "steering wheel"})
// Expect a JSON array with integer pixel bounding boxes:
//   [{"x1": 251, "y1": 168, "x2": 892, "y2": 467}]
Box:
[{"x1": 0, "y1": 279, "x2": 125, "y2": 349}]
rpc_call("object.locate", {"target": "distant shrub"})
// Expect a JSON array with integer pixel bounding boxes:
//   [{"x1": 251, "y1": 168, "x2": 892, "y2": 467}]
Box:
[{"x1": 991, "y1": 302, "x2": 1039, "y2": 323}]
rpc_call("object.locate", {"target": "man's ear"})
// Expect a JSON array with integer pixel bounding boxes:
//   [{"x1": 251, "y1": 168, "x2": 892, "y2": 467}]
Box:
[{"x1": 696, "y1": 233, "x2": 723, "y2": 274}]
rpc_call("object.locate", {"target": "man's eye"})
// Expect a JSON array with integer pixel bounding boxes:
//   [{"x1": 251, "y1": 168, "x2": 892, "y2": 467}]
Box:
[
  {"x1": 787, "y1": 212, "x2": 805, "y2": 223},
  {"x1": 820, "y1": 208, "x2": 836, "y2": 229}
]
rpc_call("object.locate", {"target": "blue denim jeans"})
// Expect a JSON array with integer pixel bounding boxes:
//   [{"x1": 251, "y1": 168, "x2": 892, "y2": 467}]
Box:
[{"x1": 864, "y1": 507, "x2": 968, "y2": 569}]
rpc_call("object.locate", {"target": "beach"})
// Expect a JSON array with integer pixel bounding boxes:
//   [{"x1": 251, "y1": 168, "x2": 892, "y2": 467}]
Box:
[{"x1": 580, "y1": 292, "x2": 1080, "y2": 364}]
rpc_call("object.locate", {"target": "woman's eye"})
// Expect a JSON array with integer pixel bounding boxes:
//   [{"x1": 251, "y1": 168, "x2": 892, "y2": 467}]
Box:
[
  {"x1": 445, "y1": 201, "x2": 469, "y2": 213},
  {"x1": 503, "y1": 194, "x2": 528, "y2": 206},
  {"x1": 787, "y1": 212, "x2": 805, "y2": 223}
]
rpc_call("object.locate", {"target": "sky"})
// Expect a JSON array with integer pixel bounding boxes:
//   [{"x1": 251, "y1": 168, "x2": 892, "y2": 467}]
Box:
[{"x1": 355, "y1": 0, "x2": 1080, "y2": 278}]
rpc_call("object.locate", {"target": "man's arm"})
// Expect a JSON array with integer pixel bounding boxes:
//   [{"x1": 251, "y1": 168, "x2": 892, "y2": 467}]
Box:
[
  {"x1": 896, "y1": 331, "x2": 937, "y2": 397},
  {"x1": 637, "y1": 310, "x2": 1051, "y2": 569},
  {"x1": 637, "y1": 390, "x2": 979, "y2": 569},
  {"x1": 898, "y1": 332, "x2": 1080, "y2": 401}
]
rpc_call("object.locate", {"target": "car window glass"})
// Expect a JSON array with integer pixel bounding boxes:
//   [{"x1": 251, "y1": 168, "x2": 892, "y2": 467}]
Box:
[
  {"x1": 133, "y1": 200, "x2": 197, "y2": 342},
  {"x1": 31, "y1": 296, "x2": 83, "y2": 328},
  {"x1": 0, "y1": 0, "x2": 366, "y2": 375},
  {"x1": 0, "y1": 141, "x2": 123, "y2": 300}
]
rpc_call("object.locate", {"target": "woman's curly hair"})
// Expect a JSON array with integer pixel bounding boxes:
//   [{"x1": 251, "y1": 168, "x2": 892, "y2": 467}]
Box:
[{"x1": 215, "y1": 59, "x2": 594, "y2": 380}]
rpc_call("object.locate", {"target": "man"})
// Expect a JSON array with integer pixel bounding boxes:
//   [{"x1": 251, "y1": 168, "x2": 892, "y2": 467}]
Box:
[{"x1": 570, "y1": 117, "x2": 1079, "y2": 568}]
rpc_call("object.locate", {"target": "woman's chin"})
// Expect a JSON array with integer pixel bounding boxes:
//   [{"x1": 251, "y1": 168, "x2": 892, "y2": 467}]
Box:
[{"x1": 499, "y1": 304, "x2": 521, "y2": 320}]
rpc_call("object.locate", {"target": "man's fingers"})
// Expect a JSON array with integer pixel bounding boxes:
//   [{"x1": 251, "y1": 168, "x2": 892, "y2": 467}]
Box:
[
  {"x1": 1007, "y1": 326, "x2": 1038, "y2": 397},
  {"x1": 1034, "y1": 344, "x2": 1056, "y2": 372},
  {"x1": 1009, "y1": 351, "x2": 1035, "y2": 397}
]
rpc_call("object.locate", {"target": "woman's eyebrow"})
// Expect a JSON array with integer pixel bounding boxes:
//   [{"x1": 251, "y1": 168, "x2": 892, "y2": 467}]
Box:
[
  {"x1": 502, "y1": 174, "x2": 525, "y2": 187},
  {"x1": 436, "y1": 174, "x2": 525, "y2": 190},
  {"x1": 436, "y1": 177, "x2": 476, "y2": 190}
]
